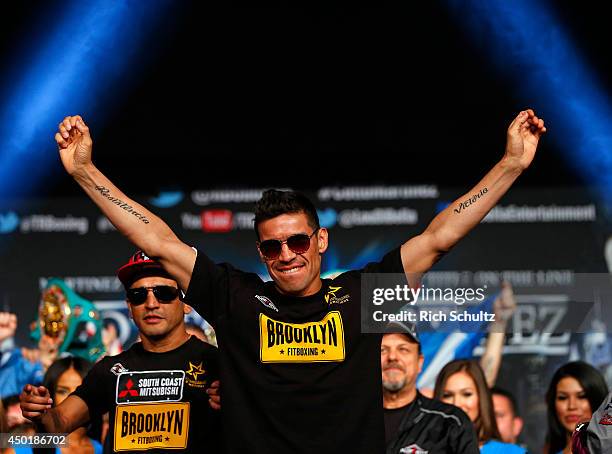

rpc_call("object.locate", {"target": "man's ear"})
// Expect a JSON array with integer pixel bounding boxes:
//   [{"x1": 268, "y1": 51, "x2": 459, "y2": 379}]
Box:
[
  {"x1": 317, "y1": 228, "x2": 329, "y2": 254},
  {"x1": 512, "y1": 416, "x2": 524, "y2": 439},
  {"x1": 417, "y1": 354, "x2": 425, "y2": 375},
  {"x1": 256, "y1": 242, "x2": 267, "y2": 263},
  {"x1": 126, "y1": 300, "x2": 133, "y2": 319}
]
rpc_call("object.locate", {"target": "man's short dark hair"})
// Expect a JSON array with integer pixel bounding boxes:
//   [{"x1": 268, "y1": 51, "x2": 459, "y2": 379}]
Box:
[
  {"x1": 103, "y1": 318, "x2": 120, "y2": 332},
  {"x1": 254, "y1": 189, "x2": 320, "y2": 237},
  {"x1": 491, "y1": 386, "x2": 519, "y2": 417},
  {"x1": 382, "y1": 332, "x2": 422, "y2": 355}
]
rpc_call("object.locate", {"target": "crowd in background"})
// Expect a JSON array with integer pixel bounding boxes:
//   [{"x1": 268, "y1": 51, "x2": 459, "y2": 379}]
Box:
[{"x1": 0, "y1": 280, "x2": 608, "y2": 454}]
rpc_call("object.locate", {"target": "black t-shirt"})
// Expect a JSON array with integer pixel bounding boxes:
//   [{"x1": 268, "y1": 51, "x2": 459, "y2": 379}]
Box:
[
  {"x1": 185, "y1": 247, "x2": 404, "y2": 454},
  {"x1": 385, "y1": 402, "x2": 415, "y2": 446},
  {"x1": 73, "y1": 336, "x2": 220, "y2": 453},
  {"x1": 385, "y1": 392, "x2": 479, "y2": 454}
]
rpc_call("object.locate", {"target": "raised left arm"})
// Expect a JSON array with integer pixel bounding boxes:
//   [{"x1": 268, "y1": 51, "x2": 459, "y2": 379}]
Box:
[
  {"x1": 480, "y1": 281, "x2": 517, "y2": 387},
  {"x1": 401, "y1": 109, "x2": 546, "y2": 274}
]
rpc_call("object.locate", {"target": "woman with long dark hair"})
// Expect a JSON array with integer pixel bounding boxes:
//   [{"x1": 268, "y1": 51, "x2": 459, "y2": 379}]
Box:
[
  {"x1": 545, "y1": 361, "x2": 608, "y2": 454},
  {"x1": 434, "y1": 359, "x2": 524, "y2": 453},
  {"x1": 9, "y1": 357, "x2": 102, "y2": 454}
]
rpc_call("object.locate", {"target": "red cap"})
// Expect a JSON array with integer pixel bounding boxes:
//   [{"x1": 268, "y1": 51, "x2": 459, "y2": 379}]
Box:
[{"x1": 117, "y1": 251, "x2": 170, "y2": 287}]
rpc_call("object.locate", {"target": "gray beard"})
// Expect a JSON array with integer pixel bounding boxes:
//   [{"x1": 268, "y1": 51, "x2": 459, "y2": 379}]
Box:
[{"x1": 382, "y1": 378, "x2": 407, "y2": 393}]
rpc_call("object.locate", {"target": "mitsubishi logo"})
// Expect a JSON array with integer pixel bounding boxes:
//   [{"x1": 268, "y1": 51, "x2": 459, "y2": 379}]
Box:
[{"x1": 118, "y1": 378, "x2": 139, "y2": 398}]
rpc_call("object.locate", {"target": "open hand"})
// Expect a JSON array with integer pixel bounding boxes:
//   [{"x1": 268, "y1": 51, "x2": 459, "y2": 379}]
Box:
[{"x1": 493, "y1": 281, "x2": 517, "y2": 323}]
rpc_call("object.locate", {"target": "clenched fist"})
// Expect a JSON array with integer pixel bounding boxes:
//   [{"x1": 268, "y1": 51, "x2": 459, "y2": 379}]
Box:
[
  {"x1": 20, "y1": 384, "x2": 53, "y2": 421},
  {"x1": 55, "y1": 115, "x2": 93, "y2": 178},
  {"x1": 504, "y1": 109, "x2": 546, "y2": 171},
  {"x1": 0, "y1": 312, "x2": 17, "y2": 343}
]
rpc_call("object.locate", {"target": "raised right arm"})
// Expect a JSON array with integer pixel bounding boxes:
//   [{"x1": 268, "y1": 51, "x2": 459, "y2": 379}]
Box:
[
  {"x1": 20, "y1": 384, "x2": 89, "y2": 434},
  {"x1": 55, "y1": 116, "x2": 195, "y2": 291}
]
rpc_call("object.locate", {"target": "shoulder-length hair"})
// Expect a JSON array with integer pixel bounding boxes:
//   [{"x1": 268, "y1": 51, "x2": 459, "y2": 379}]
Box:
[
  {"x1": 0, "y1": 399, "x2": 7, "y2": 434},
  {"x1": 43, "y1": 356, "x2": 104, "y2": 441},
  {"x1": 43, "y1": 356, "x2": 93, "y2": 403},
  {"x1": 433, "y1": 359, "x2": 501, "y2": 443},
  {"x1": 545, "y1": 361, "x2": 608, "y2": 454}
]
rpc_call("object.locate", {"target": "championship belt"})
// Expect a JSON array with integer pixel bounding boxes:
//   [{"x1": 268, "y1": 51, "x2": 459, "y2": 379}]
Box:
[{"x1": 38, "y1": 284, "x2": 70, "y2": 340}]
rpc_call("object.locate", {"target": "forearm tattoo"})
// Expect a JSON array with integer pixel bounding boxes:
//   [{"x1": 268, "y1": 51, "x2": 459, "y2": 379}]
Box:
[
  {"x1": 95, "y1": 186, "x2": 150, "y2": 224},
  {"x1": 454, "y1": 187, "x2": 488, "y2": 214}
]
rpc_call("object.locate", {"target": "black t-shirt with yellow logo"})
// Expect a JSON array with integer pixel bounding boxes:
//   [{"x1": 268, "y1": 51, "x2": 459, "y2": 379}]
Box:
[
  {"x1": 185, "y1": 248, "x2": 403, "y2": 454},
  {"x1": 72, "y1": 336, "x2": 220, "y2": 453}
]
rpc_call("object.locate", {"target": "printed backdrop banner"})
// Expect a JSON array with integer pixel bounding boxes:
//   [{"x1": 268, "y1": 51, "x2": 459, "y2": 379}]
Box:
[{"x1": 0, "y1": 186, "x2": 610, "y2": 451}]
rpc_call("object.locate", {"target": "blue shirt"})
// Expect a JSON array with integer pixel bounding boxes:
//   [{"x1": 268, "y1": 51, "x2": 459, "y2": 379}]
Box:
[
  {"x1": 0, "y1": 348, "x2": 44, "y2": 398},
  {"x1": 12, "y1": 438, "x2": 102, "y2": 454},
  {"x1": 481, "y1": 440, "x2": 526, "y2": 453}
]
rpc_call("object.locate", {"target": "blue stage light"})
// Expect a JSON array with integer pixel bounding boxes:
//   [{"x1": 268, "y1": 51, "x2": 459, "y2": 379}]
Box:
[
  {"x1": 0, "y1": 0, "x2": 173, "y2": 197},
  {"x1": 447, "y1": 0, "x2": 612, "y2": 203}
]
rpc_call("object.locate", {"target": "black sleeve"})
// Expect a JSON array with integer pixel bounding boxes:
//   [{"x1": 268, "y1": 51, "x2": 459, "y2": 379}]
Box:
[
  {"x1": 71, "y1": 359, "x2": 112, "y2": 418},
  {"x1": 185, "y1": 250, "x2": 232, "y2": 324},
  {"x1": 357, "y1": 247, "x2": 407, "y2": 299},
  {"x1": 449, "y1": 410, "x2": 480, "y2": 454},
  {"x1": 587, "y1": 391, "x2": 612, "y2": 453},
  {"x1": 361, "y1": 247, "x2": 404, "y2": 274},
  {"x1": 202, "y1": 343, "x2": 220, "y2": 382}
]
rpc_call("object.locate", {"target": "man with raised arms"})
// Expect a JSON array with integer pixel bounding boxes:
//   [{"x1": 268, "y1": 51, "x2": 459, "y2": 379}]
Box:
[{"x1": 51, "y1": 110, "x2": 545, "y2": 453}]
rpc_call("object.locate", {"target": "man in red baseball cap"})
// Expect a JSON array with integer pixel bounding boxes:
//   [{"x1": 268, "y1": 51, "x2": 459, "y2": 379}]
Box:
[{"x1": 20, "y1": 252, "x2": 221, "y2": 453}]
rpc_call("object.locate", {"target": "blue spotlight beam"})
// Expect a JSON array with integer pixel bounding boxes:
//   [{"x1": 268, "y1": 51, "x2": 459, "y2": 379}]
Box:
[
  {"x1": 0, "y1": 0, "x2": 173, "y2": 197},
  {"x1": 446, "y1": 0, "x2": 612, "y2": 204}
]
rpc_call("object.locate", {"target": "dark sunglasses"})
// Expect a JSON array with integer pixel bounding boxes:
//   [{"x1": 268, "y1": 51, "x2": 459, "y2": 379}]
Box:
[
  {"x1": 257, "y1": 229, "x2": 319, "y2": 260},
  {"x1": 126, "y1": 286, "x2": 180, "y2": 305}
]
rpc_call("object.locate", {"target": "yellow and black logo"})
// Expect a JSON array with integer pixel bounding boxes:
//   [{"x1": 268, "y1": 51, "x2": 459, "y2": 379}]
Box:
[
  {"x1": 185, "y1": 362, "x2": 207, "y2": 389},
  {"x1": 324, "y1": 286, "x2": 350, "y2": 305},
  {"x1": 259, "y1": 311, "x2": 345, "y2": 363},
  {"x1": 114, "y1": 402, "x2": 189, "y2": 451}
]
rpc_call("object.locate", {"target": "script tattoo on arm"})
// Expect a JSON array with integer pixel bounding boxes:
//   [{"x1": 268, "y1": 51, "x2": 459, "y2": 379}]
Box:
[
  {"x1": 454, "y1": 187, "x2": 488, "y2": 214},
  {"x1": 94, "y1": 186, "x2": 150, "y2": 224}
]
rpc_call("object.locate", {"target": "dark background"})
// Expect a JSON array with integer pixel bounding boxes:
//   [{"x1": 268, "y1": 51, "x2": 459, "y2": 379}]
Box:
[
  {"x1": 2, "y1": 1, "x2": 610, "y2": 196},
  {"x1": 1, "y1": 2, "x2": 612, "y2": 452}
]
